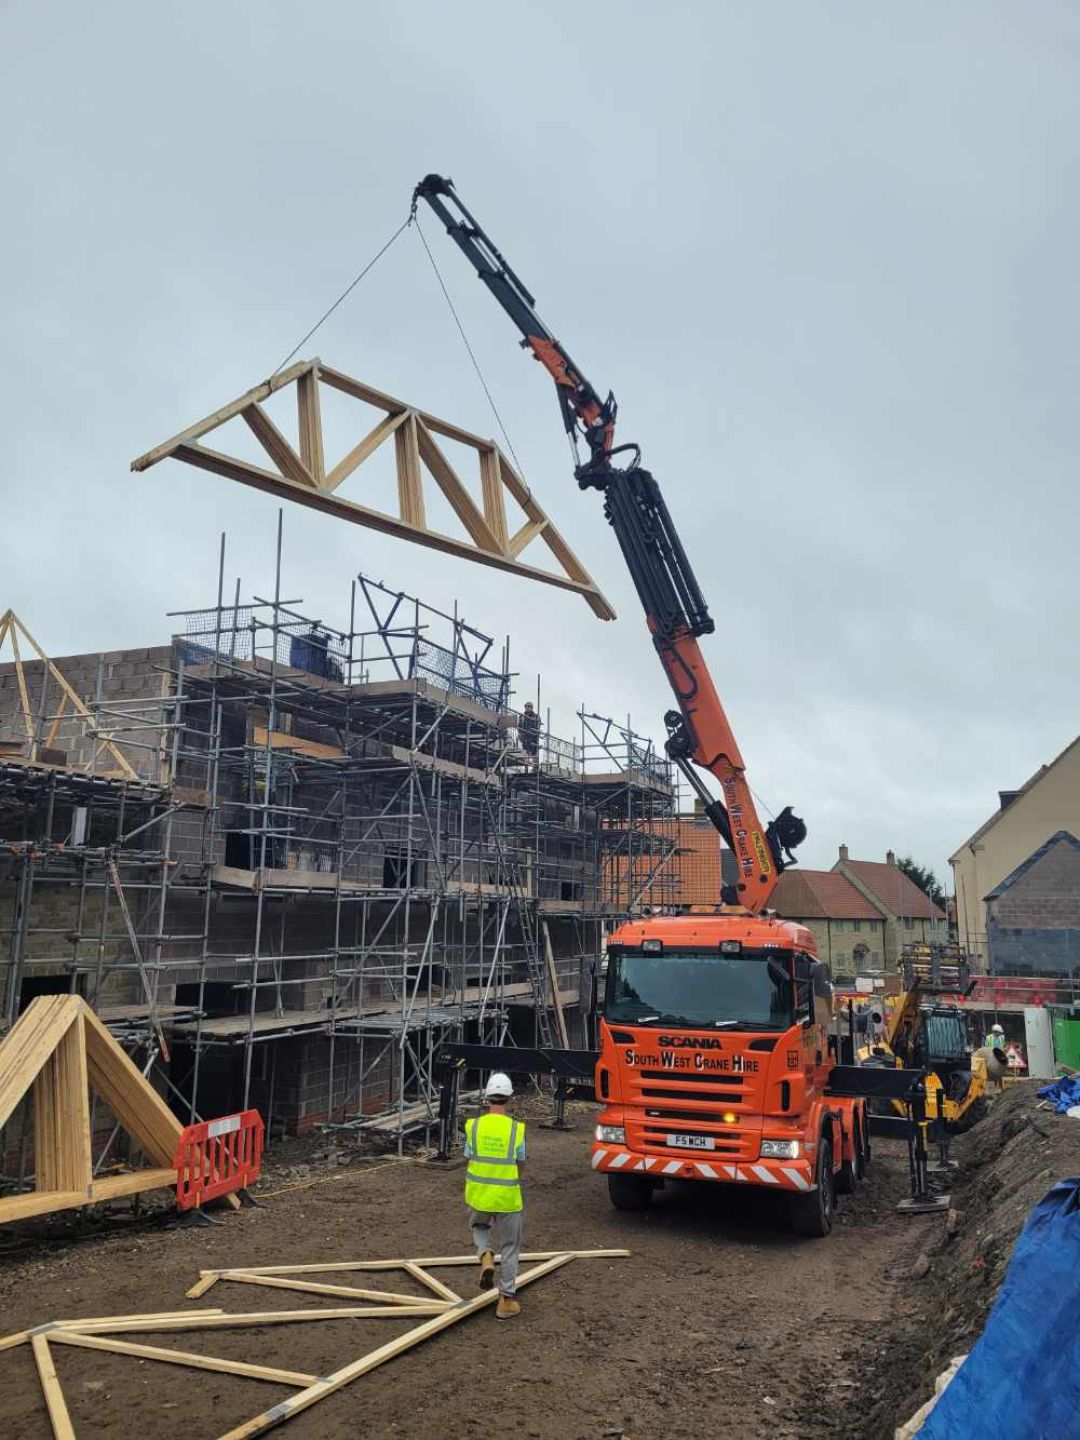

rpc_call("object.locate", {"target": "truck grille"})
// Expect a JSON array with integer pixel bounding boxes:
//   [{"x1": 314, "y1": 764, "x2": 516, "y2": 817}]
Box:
[
  {"x1": 640, "y1": 1086, "x2": 742, "y2": 1103},
  {"x1": 637, "y1": 1070, "x2": 744, "y2": 1085}
]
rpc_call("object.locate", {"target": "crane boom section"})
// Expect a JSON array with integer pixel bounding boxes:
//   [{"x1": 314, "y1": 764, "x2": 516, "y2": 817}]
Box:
[{"x1": 412, "y1": 174, "x2": 805, "y2": 908}]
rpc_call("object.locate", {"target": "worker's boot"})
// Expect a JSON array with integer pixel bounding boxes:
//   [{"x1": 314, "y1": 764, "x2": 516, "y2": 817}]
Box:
[
  {"x1": 478, "y1": 1250, "x2": 496, "y2": 1290},
  {"x1": 496, "y1": 1293, "x2": 521, "y2": 1320}
]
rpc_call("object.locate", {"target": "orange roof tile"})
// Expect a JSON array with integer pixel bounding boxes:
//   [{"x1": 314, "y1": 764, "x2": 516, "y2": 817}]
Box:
[
  {"x1": 772, "y1": 869, "x2": 881, "y2": 921},
  {"x1": 840, "y1": 860, "x2": 945, "y2": 920}
]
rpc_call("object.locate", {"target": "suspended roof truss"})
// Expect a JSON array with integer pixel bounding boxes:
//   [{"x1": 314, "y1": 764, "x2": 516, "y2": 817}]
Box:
[{"x1": 132, "y1": 359, "x2": 615, "y2": 620}]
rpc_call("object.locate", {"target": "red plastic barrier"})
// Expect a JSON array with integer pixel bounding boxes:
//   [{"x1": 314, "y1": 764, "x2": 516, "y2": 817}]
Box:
[{"x1": 174, "y1": 1109, "x2": 264, "y2": 1211}]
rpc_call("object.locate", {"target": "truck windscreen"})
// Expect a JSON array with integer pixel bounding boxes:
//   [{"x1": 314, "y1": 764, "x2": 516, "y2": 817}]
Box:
[{"x1": 605, "y1": 949, "x2": 794, "y2": 1030}]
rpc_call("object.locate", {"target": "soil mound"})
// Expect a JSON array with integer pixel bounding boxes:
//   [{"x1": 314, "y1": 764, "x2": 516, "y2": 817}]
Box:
[{"x1": 865, "y1": 1080, "x2": 1080, "y2": 1438}]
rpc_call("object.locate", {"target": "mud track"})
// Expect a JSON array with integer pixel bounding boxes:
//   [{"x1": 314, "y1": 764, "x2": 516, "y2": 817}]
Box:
[{"x1": 0, "y1": 1103, "x2": 936, "y2": 1440}]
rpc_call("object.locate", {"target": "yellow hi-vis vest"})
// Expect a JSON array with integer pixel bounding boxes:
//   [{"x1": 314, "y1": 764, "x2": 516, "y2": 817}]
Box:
[{"x1": 464, "y1": 1113, "x2": 525, "y2": 1213}]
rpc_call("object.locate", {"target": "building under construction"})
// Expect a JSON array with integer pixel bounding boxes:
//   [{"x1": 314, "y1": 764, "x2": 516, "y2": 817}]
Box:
[{"x1": 0, "y1": 567, "x2": 684, "y2": 1178}]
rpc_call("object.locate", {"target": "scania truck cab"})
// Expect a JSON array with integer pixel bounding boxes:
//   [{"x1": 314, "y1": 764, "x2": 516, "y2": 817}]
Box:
[{"x1": 592, "y1": 913, "x2": 868, "y2": 1235}]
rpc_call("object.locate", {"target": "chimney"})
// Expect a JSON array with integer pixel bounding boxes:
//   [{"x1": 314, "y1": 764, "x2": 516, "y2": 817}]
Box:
[
  {"x1": 886, "y1": 849, "x2": 896, "y2": 866},
  {"x1": 693, "y1": 796, "x2": 705, "y2": 817},
  {"x1": 838, "y1": 844, "x2": 849, "y2": 862}
]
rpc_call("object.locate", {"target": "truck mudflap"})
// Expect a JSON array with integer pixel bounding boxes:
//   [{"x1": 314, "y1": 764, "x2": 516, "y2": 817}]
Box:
[{"x1": 591, "y1": 1145, "x2": 812, "y2": 1191}]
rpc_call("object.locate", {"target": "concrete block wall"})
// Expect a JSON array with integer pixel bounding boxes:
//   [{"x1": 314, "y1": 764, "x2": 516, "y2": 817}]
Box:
[
  {"x1": 0, "y1": 873, "x2": 140, "y2": 1010},
  {"x1": 273, "y1": 1033, "x2": 395, "y2": 1133},
  {"x1": 987, "y1": 837, "x2": 1080, "y2": 977},
  {"x1": 0, "y1": 646, "x2": 174, "y2": 781},
  {"x1": 989, "y1": 840, "x2": 1080, "y2": 929}
]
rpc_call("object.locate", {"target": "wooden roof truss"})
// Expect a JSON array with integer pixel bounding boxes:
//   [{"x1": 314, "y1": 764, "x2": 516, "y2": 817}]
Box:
[
  {"x1": 132, "y1": 358, "x2": 615, "y2": 620},
  {"x1": 0, "y1": 609, "x2": 138, "y2": 780}
]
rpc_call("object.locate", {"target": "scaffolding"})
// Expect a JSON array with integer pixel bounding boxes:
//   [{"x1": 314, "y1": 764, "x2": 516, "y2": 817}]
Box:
[{"x1": 0, "y1": 547, "x2": 680, "y2": 1190}]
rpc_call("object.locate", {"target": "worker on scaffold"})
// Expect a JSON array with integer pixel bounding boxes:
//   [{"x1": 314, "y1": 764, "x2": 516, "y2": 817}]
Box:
[
  {"x1": 519, "y1": 701, "x2": 540, "y2": 759},
  {"x1": 465, "y1": 1072, "x2": 526, "y2": 1320}
]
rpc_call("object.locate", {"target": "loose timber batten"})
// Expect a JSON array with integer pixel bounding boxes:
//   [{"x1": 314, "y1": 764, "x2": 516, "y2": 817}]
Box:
[
  {"x1": 0, "y1": 996, "x2": 183, "y2": 1225},
  {"x1": 130, "y1": 359, "x2": 615, "y2": 619}
]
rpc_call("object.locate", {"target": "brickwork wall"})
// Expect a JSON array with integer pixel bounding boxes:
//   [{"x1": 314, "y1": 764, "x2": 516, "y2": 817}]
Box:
[{"x1": 671, "y1": 817, "x2": 722, "y2": 906}]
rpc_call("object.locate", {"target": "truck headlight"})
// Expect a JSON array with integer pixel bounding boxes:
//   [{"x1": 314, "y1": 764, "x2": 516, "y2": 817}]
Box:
[
  {"x1": 596, "y1": 1125, "x2": 626, "y2": 1144},
  {"x1": 761, "y1": 1139, "x2": 800, "y2": 1159}
]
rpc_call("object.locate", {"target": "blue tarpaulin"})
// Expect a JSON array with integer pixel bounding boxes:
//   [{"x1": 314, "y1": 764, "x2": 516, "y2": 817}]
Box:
[
  {"x1": 918, "y1": 1177, "x2": 1080, "y2": 1438},
  {"x1": 1037, "y1": 1075, "x2": 1080, "y2": 1114}
]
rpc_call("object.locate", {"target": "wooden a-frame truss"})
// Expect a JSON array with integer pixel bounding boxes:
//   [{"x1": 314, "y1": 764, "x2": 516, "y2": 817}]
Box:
[
  {"x1": 0, "y1": 996, "x2": 183, "y2": 1226},
  {"x1": 3, "y1": 1247, "x2": 630, "y2": 1439},
  {"x1": 0, "y1": 609, "x2": 138, "y2": 780},
  {"x1": 131, "y1": 358, "x2": 615, "y2": 620}
]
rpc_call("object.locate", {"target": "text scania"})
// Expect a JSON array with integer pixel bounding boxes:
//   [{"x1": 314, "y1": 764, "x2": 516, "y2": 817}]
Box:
[{"x1": 658, "y1": 1035, "x2": 722, "y2": 1049}]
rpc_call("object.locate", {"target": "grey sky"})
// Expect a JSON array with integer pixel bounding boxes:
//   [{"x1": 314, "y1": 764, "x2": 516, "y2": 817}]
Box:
[{"x1": 2, "y1": 2, "x2": 1078, "y2": 884}]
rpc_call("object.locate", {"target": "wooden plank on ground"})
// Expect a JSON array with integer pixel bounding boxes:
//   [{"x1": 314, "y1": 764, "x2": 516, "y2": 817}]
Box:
[
  {"x1": 217, "y1": 1271, "x2": 446, "y2": 1308},
  {"x1": 48, "y1": 1330, "x2": 319, "y2": 1387},
  {"x1": 194, "y1": 1248, "x2": 630, "y2": 1277},
  {"x1": 56, "y1": 1306, "x2": 445, "y2": 1336},
  {"x1": 402, "y1": 1262, "x2": 461, "y2": 1303},
  {"x1": 31, "y1": 1334, "x2": 76, "y2": 1440}
]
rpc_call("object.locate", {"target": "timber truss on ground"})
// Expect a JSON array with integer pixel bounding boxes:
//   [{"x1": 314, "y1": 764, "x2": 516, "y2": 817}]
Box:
[{"x1": 3, "y1": 1246, "x2": 631, "y2": 1439}]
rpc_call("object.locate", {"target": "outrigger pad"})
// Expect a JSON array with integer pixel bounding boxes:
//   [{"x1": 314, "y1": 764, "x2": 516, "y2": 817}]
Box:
[{"x1": 897, "y1": 1194, "x2": 951, "y2": 1215}]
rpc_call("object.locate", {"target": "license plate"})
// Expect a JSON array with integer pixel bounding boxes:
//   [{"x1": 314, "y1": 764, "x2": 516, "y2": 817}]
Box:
[{"x1": 666, "y1": 1133, "x2": 714, "y2": 1150}]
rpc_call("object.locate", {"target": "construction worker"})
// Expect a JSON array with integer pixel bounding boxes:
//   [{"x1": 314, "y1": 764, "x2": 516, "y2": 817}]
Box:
[
  {"x1": 519, "y1": 701, "x2": 540, "y2": 758},
  {"x1": 984, "y1": 1022, "x2": 1006, "y2": 1049},
  {"x1": 464, "y1": 1072, "x2": 526, "y2": 1320}
]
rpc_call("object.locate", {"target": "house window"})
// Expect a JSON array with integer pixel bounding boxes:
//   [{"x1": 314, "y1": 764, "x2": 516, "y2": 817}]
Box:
[
  {"x1": 903, "y1": 917, "x2": 915, "y2": 930},
  {"x1": 833, "y1": 920, "x2": 844, "y2": 934},
  {"x1": 853, "y1": 920, "x2": 862, "y2": 933}
]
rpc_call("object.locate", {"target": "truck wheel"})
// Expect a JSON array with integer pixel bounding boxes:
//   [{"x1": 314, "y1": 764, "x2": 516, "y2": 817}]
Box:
[
  {"x1": 607, "y1": 1173, "x2": 653, "y2": 1212},
  {"x1": 790, "y1": 1135, "x2": 834, "y2": 1237},
  {"x1": 835, "y1": 1117, "x2": 864, "y2": 1195}
]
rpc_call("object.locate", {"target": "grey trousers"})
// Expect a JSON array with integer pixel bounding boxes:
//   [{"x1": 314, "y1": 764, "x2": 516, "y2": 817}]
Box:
[{"x1": 468, "y1": 1207, "x2": 523, "y2": 1296}]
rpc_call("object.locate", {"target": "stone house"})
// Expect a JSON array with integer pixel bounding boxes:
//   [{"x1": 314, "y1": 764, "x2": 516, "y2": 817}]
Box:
[
  {"x1": 772, "y1": 846, "x2": 947, "y2": 978},
  {"x1": 769, "y1": 868, "x2": 886, "y2": 980},
  {"x1": 833, "y1": 847, "x2": 947, "y2": 970}
]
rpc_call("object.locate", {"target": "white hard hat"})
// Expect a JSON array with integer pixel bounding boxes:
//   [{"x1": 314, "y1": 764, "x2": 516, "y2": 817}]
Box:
[
  {"x1": 484, "y1": 1072, "x2": 513, "y2": 1100},
  {"x1": 991, "y1": 1023, "x2": 1004, "y2": 1034}
]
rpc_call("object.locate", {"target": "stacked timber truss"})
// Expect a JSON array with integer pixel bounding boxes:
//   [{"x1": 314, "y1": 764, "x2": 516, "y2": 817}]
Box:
[{"x1": 0, "y1": 558, "x2": 679, "y2": 1205}]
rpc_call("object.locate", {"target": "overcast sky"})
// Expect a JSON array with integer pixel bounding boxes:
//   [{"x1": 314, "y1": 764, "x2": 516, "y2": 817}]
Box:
[{"x1": 2, "y1": 2, "x2": 1077, "y2": 883}]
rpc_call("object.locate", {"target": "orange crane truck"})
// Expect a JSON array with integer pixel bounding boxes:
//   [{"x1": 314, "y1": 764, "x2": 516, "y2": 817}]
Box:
[{"x1": 416, "y1": 175, "x2": 870, "y2": 1235}]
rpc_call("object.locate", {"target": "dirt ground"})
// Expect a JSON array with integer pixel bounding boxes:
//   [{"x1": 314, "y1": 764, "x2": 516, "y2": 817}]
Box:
[{"x1": 0, "y1": 1100, "x2": 966, "y2": 1440}]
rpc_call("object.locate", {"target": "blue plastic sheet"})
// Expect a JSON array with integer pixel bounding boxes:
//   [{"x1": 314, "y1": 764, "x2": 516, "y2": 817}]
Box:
[
  {"x1": 918, "y1": 1177, "x2": 1080, "y2": 1438},
  {"x1": 1037, "y1": 1075, "x2": 1080, "y2": 1114}
]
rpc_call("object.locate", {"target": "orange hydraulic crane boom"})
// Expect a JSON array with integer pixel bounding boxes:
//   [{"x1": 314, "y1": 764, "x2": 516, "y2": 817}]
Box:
[{"x1": 412, "y1": 175, "x2": 806, "y2": 909}]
